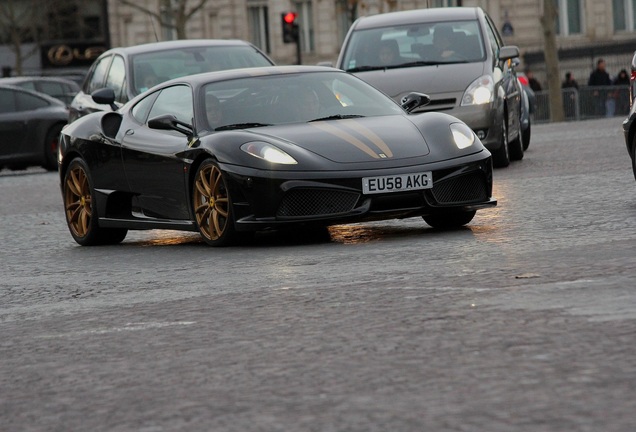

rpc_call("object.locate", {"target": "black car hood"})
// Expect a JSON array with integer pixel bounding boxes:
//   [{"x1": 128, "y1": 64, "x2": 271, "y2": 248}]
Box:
[
  {"x1": 247, "y1": 115, "x2": 430, "y2": 163},
  {"x1": 352, "y1": 62, "x2": 486, "y2": 100}
]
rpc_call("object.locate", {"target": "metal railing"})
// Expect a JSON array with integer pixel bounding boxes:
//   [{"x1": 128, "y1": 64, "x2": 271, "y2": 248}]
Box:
[{"x1": 533, "y1": 85, "x2": 631, "y2": 123}]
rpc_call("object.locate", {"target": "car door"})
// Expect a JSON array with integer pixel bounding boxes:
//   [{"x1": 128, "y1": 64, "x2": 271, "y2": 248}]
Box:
[
  {"x1": 0, "y1": 88, "x2": 26, "y2": 161},
  {"x1": 120, "y1": 84, "x2": 193, "y2": 221},
  {"x1": 484, "y1": 14, "x2": 521, "y2": 139}
]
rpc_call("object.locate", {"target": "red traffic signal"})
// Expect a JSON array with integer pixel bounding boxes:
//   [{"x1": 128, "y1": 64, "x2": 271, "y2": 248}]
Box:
[
  {"x1": 283, "y1": 12, "x2": 297, "y2": 24},
  {"x1": 281, "y1": 12, "x2": 299, "y2": 44}
]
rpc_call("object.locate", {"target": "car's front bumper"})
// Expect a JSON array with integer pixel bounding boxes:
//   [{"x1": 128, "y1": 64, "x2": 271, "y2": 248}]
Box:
[{"x1": 219, "y1": 151, "x2": 496, "y2": 231}]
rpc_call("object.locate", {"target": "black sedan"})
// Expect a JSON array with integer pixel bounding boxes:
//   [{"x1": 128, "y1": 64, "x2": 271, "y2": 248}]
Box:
[
  {"x1": 1, "y1": 84, "x2": 68, "y2": 171},
  {"x1": 69, "y1": 39, "x2": 273, "y2": 123},
  {"x1": 0, "y1": 76, "x2": 80, "y2": 106},
  {"x1": 59, "y1": 66, "x2": 496, "y2": 246}
]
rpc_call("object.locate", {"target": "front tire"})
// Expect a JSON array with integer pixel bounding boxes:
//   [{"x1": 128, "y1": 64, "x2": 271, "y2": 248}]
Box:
[
  {"x1": 192, "y1": 159, "x2": 238, "y2": 246},
  {"x1": 491, "y1": 118, "x2": 510, "y2": 168},
  {"x1": 508, "y1": 118, "x2": 524, "y2": 161},
  {"x1": 63, "y1": 158, "x2": 127, "y2": 245},
  {"x1": 522, "y1": 122, "x2": 531, "y2": 151},
  {"x1": 423, "y1": 211, "x2": 476, "y2": 229}
]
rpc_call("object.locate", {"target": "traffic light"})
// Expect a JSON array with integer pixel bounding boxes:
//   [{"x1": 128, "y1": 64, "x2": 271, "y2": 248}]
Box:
[{"x1": 281, "y1": 12, "x2": 299, "y2": 44}]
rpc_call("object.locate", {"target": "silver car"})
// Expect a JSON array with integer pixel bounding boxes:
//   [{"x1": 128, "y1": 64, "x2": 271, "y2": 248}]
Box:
[{"x1": 337, "y1": 7, "x2": 524, "y2": 168}]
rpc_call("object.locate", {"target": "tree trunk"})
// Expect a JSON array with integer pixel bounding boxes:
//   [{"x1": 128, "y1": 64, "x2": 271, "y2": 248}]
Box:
[{"x1": 540, "y1": 0, "x2": 565, "y2": 122}]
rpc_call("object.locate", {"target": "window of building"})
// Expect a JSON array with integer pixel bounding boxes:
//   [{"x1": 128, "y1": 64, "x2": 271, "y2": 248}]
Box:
[
  {"x1": 294, "y1": 1, "x2": 314, "y2": 53},
  {"x1": 555, "y1": 0, "x2": 583, "y2": 35},
  {"x1": 248, "y1": 2, "x2": 270, "y2": 53},
  {"x1": 614, "y1": 0, "x2": 636, "y2": 31}
]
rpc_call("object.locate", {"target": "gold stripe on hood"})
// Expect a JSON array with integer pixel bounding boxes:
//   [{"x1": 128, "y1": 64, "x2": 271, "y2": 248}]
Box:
[
  {"x1": 310, "y1": 122, "x2": 380, "y2": 159},
  {"x1": 340, "y1": 119, "x2": 393, "y2": 158}
]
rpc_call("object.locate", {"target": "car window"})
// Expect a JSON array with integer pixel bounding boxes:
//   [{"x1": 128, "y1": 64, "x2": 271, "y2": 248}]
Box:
[
  {"x1": 16, "y1": 81, "x2": 36, "y2": 91},
  {"x1": 131, "y1": 90, "x2": 159, "y2": 123},
  {"x1": 0, "y1": 88, "x2": 17, "y2": 113},
  {"x1": 201, "y1": 71, "x2": 403, "y2": 128},
  {"x1": 39, "y1": 81, "x2": 65, "y2": 100},
  {"x1": 131, "y1": 45, "x2": 273, "y2": 95},
  {"x1": 147, "y1": 85, "x2": 193, "y2": 125},
  {"x1": 105, "y1": 55, "x2": 127, "y2": 103},
  {"x1": 15, "y1": 91, "x2": 50, "y2": 111},
  {"x1": 483, "y1": 16, "x2": 501, "y2": 58},
  {"x1": 341, "y1": 20, "x2": 486, "y2": 70},
  {"x1": 86, "y1": 55, "x2": 112, "y2": 94}
]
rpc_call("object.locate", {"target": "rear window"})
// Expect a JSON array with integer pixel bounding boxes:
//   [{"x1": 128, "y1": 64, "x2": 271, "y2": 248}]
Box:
[
  {"x1": 341, "y1": 20, "x2": 486, "y2": 70},
  {"x1": 131, "y1": 45, "x2": 273, "y2": 95}
]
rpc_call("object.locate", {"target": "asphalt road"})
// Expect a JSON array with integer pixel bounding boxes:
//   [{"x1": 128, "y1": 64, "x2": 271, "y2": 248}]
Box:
[{"x1": 1, "y1": 117, "x2": 635, "y2": 432}]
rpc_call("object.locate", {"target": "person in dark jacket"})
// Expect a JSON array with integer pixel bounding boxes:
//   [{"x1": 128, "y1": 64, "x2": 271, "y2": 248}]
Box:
[
  {"x1": 613, "y1": 69, "x2": 630, "y2": 115},
  {"x1": 562, "y1": 72, "x2": 579, "y2": 119},
  {"x1": 588, "y1": 58, "x2": 612, "y2": 116}
]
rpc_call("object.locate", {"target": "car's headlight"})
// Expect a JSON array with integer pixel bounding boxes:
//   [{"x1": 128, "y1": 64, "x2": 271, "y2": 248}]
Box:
[
  {"x1": 450, "y1": 122, "x2": 475, "y2": 149},
  {"x1": 461, "y1": 75, "x2": 494, "y2": 106},
  {"x1": 241, "y1": 142, "x2": 297, "y2": 165}
]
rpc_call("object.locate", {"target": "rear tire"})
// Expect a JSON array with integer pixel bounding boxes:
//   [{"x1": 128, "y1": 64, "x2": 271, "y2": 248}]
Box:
[
  {"x1": 63, "y1": 158, "x2": 127, "y2": 245},
  {"x1": 43, "y1": 123, "x2": 63, "y2": 171},
  {"x1": 632, "y1": 135, "x2": 636, "y2": 182},
  {"x1": 423, "y1": 210, "x2": 476, "y2": 229}
]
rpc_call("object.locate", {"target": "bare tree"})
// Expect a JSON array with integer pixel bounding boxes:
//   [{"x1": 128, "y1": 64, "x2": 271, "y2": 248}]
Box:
[
  {"x1": 116, "y1": 0, "x2": 210, "y2": 40},
  {"x1": 540, "y1": 0, "x2": 564, "y2": 122},
  {"x1": 0, "y1": 0, "x2": 38, "y2": 75}
]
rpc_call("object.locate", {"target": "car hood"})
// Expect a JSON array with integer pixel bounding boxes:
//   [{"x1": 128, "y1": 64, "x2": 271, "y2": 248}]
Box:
[
  {"x1": 248, "y1": 115, "x2": 431, "y2": 163},
  {"x1": 352, "y1": 62, "x2": 486, "y2": 100}
]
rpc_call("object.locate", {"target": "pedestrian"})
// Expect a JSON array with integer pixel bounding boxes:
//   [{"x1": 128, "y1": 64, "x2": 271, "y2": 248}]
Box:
[
  {"x1": 525, "y1": 68, "x2": 542, "y2": 92},
  {"x1": 561, "y1": 72, "x2": 579, "y2": 119},
  {"x1": 588, "y1": 58, "x2": 612, "y2": 117},
  {"x1": 613, "y1": 69, "x2": 630, "y2": 116}
]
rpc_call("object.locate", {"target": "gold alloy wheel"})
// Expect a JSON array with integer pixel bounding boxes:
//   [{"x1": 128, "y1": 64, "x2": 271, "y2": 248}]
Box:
[
  {"x1": 64, "y1": 165, "x2": 92, "y2": 238},
  {"x1": 193, "y1": 163, "x2": 230, "y2": 241}
]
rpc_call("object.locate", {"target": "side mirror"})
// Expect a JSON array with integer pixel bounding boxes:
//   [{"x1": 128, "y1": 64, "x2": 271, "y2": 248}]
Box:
[
  {"x1": 499, "y1": 45, "x2": 520, "y2": 61},
  {"x1": 91, "y1": 88, "x2": 117, "y2": 111},
  {"x1": 148, "y1": 114, "x2": 193, "y2": 136},
  {"x1": 401, "y1": 92, "x2": 431, "y2": 113}
]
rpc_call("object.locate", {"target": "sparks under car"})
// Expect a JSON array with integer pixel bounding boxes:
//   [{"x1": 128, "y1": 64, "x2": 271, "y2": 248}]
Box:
[{"x1": 59, "y1": 66, "x2": 496, "y2": 246}]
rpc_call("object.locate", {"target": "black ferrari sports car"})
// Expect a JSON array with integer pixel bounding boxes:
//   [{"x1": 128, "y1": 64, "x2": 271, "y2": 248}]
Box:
[{"x1": 59, "y1": 66, "x2": 496, "y2": 246}]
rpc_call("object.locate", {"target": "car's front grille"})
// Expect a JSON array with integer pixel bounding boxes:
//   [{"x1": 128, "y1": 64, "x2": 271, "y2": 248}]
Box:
[
  {"x1": 414, "y1": 98, "x2": 457, "y2": 112},
  {"x1": 431, "y1": 172, "x2": 488, "y2": 204},
  {"x1": 277, "y1": 188, "x2": 360, "y2": 217}
]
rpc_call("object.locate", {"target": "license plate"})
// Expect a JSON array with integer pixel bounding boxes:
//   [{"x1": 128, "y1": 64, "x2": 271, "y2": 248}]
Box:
[{"x1": 362, "y1": 171, "x2": 433, "y2": 195}]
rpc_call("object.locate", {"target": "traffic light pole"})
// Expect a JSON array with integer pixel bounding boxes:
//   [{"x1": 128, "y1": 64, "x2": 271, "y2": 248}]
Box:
[{"x1": 295, "y1": 39, "x2": 302, "y2": 65}]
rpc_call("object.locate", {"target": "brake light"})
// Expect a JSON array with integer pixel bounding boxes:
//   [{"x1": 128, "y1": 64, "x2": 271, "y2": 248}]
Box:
[{"x1": 518, "y1": 76, "x2": 529, "y2": 86}]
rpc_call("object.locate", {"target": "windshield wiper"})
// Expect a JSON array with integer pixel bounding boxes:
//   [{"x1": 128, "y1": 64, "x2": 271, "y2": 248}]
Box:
[
  {"x1": 393, "y1": 60, "x2": 441, "y2": 68},
  {"x1": 346, "y1": 65, "x2": 389, "y2": 73},
  {"x1": 215, "y1": 122, "x2": 272, "y2": 131},
  {"x1": 308, "y1": 114, "x2": 365, "y2": 122}
]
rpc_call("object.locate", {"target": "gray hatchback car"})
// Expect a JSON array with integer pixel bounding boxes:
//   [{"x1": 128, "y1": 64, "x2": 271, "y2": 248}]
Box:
[{"x1": 337, "y1": 7, "x2": 524, "y2": 167}]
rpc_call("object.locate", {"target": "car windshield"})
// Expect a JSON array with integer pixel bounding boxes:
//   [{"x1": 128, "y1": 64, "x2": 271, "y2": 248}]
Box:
[
  {"x1": 131, "y1": 45, "x2": 272, "y2": 94},
  {"x1": 342, "y1": 20, "x2": 486, "y2": 71},
  {"x1": 200, "y1": 71, "x2": 405, "y2": 131}
]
